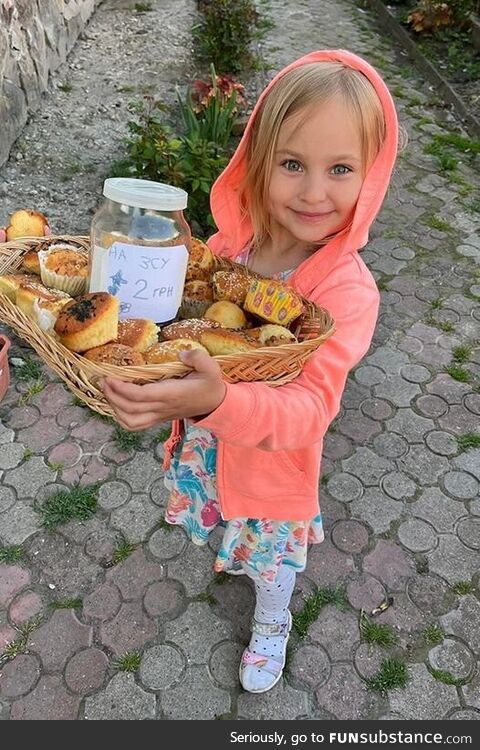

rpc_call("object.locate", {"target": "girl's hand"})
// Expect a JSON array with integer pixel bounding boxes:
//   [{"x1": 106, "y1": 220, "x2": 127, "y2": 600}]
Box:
[{"x1": 102, "y1": 348, "x2": 226, "y2": 431}]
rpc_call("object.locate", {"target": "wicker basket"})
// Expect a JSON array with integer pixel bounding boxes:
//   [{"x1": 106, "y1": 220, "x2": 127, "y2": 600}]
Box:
[{"x1": 0, "y1": 236, "x2": 335, "y2": 417}]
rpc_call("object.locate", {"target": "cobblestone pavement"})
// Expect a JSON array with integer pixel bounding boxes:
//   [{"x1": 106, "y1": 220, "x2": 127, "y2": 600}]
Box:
[{"x1": 1, "y1": 0, "x2": 479, "y2": 721}]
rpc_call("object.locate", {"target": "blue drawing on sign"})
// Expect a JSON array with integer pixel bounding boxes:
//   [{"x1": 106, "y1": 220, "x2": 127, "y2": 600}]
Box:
[{"x1": 108, "y1": 270, "x2": 128, "y2": 295}]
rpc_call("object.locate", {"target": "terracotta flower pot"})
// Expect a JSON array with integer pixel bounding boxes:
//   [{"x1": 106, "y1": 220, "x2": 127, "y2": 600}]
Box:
[{"x1": 0, "y1": 333, "x2": 11, "y2": 401}]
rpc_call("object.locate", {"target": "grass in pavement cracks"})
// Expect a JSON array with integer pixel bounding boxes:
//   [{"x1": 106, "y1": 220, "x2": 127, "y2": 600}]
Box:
[
  {"x1": 365, "y1": 659, "x2": 409, "y2": 695},
  {"x1": 457, "y1": 433, "x2": 480, "y2": 452},
  {"x1": 422, "y1": 624, "x2": 444, "y2": 646},
  {"x1": 36, "y1": 484, "x2": 98, "y2": 528},
  {"x1": 292, "y1": 585, "x2": 347, "y2": 639},
  {"x1": 50, "y1": 598, "x2": 82, "y2": 610},
  {"x1": 450, "y1": 581, "x2": 475, "y2": 595},
  {"x1": 0, "y1": 545, "x2": 23, "y2": 564},
  {"x1": 111, "y1": 539, "x2": 137, "y2": 565},
  {"x1": 113, "y1": 651, "x2": 141, "y2": 672},
  {"x1": 359, "y1": 610, "x2": 398, "y2": 647}
]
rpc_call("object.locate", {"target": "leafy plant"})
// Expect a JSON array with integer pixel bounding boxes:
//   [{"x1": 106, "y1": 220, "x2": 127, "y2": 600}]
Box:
[
  {"x1": 193, "y1": 0, "x2": 260, "y2": 73},
  {"x1": 15, "y1": 355, "x2": 43, "y2": 381}
]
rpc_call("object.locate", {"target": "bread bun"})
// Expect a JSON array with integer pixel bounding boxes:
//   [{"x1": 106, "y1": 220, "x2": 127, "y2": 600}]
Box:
[
  {"x1": 161, "y1": 318, "x2": 220, "y2": 342},
  {"x1": 185, "y1": 237, "x2": 215, "y2": 282},
  {"x1": 204, "y1": 300, "x2": 247, "y2": 329},
  {"x1": 21, "y1": 250, "x2": 41, "y2": 275},
  {"x1": 54, "y1": 292, "x2": 119, "y2": 352},
  {"x1": 16, "y1": 280, "x2": 72, "y2": 318},
  {"x1": 83, "y1": 343, "x2": 145, "y2": 366},
  {"x1": 258, "y1": 324, "x2": 297, "y2": 346},
  {"x1": 144, "y1": 338, "x2": 208, "y2": 364},
  {"x1": 200, "y1": 328, "x2": 261, "y2": 355},
  {"x1": 212, "y1": 270, "x2": 250, "y2": 306},
  {"x1": 116, "y1": 318, "x2": 159, "y2": 352},
  {"x1": 0, "y1": 273, "x2": 39, "y2": 302},
  {"x1": 5, "y1": 209, "x2": 49, "y2": 241}
]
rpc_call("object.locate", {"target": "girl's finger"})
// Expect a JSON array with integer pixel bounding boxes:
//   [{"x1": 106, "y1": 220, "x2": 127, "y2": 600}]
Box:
[{"x1": 103, "y1": 380, "x2": 165, "y2": 416}]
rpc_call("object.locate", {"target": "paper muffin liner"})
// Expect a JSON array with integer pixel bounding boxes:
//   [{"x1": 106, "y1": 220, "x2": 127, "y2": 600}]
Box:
[
  {"x1": 244, "y1": 279, "x2": 304, "y2": 325},
  {"x1": 178, "y1": 298, "x2": 212, "y2": 320},
  {"x1": 38, "y1": 247, "x2": 88, "y2": 297}
]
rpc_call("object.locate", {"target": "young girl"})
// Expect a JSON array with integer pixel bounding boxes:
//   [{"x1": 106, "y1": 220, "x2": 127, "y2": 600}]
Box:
[{"x1": 102, "y1": 50, "x2": 399, "y2": 694}]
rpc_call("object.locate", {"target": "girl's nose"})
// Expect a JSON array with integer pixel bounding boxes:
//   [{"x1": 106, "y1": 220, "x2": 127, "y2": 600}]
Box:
[{"x1": 299, "y1": 175, "x2": 327, "y2": 204}]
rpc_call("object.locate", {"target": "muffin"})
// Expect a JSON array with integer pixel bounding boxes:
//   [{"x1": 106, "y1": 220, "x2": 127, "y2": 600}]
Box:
[
  {"x1": 203, "y1": 300, "x2": 247, "y2": 329},
  {"x1": 144, "y1": 338, "x2": 209, "y2": 364},
  {"x1": 244, "y1": 278, "x2": 304, "y2": 325},
  {"x1": 83, "y1": 343, "x2": 145, "y2": 366},
  {"x1": 161, "y1": 318, "x2": 220, "y2": 342},
  {"x1": 0, "y1": 273, "x2": 39, "y2": 302},
  {"x1": 212, "y1": 270, "x2": 251, "y2": 306},
  {"x1": 258, "y1": 324, "x2": 297, "y2": 346},
  {"x1": 185, "y1": 237, "x2": 215, "y2": 282},
  {"x1": 200, "y1": 328, "x2": 261, "y2": 356},
  {"x1": 54, "y1": 292, "x2": 119, "y2": 352},
  {"x1": 21, "y1": 250, "x2": 41, "y2": 275},
  {"x1": 38, "y1": 244, "x2": 89, "y2": 296},
  {"x1": 116, "y1": 318, "x2": 159, "y2": 352},
  {"x1": 179, "y1": 279, "x2": 214, "y2": 319},
  {"x1": 16, "y1": 280, "x2": 72, "y2": 318}
]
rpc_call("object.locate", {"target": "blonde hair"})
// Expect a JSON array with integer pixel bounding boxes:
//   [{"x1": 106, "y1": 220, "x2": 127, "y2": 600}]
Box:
[{"x1": 240, "y1": 62, "x2": 386, "y2": 248}]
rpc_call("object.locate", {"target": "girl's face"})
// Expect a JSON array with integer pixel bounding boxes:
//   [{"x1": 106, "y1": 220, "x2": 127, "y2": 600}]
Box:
[{"x1": 268, "y1": 96, "x2": 364, "y2": 249}]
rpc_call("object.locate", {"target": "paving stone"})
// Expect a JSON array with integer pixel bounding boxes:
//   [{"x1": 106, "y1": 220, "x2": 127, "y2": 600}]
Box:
[
  {"x1": 305, "y1": 537, "x2": 354, "y2": 587},
  {"x1": 428, "y1": 537, "x2": 480, "y2": 585},
  {"x1": 106, "y1": 549, "x2": 163, "y2": 600},
  {"x1": 326, "y1": 472, "x2": 363, "y2": 502},
  {"x1": 65, "y1": 648, "x2": 109, "y2": 694},
  {"x1": 398, "y1": 518, "x2": 437, "y2": 552},
  {"x1": 115, "y1": 451, "x2": 162, "y2": 492},
  {"x1": 354, "y1": 365, "x2": 385, "y2": 386},
  {"x1": 397, "y1": 445, "x2": 449, "y2": 484},
  {"x1": 238, "y1": 678, "x2": 309, "y2": 720},
  {"x1": 70, "y1": 417, "x2": 115, "y2": 450},
  {"x1": 47, "y1": 441, "x2": 82, "y2": 468},
  {"x1": 456, "y1": 517, "x2": 480, "y2": 550},
  {"x1": 56, "y1": 404, "x2": 90, "y2": 429},
  {"x1": 351, "y1": 485, "x2": 403, "y2": 533},
  {"x1": 27, "y1": 609, "x2": 92, "y2": 671},
  {"x1": 409, "y1": 488, "x2": 466, "y2": 533},
  {"x1": 398, "y1": 334, "x2": 423, "y2": 356},
  {"x1": 366, "y1": 346, "x2": 409, "y2": 375},
  {"x1": 416, "y1": 396, "x2": 449, "y2": 421},
  {"x1": 168, "y1": 540, "x2": 216, "y2": 596},
  {"x1": 364, "y1": 540, "x2": 415, "y2": 590},
  {"x1": 440, "y1": 596, "x2": 480, "y2": 653},
  {"x1": 353, "y1": 642, "x2": 384, "y2": 679},
  {"x1": 382, "y1": 471, "x2": 417, "y2": 500},
  {"x1": 443, "y1": 471, "x2": 479, "y2": 499},
  {"x1": 164, "y1": 602, "x2": 233, "y2": 664},
  {"x1": 372, "y1": 433, "x2": 408, "y2": 458},
  {"x1": 425, "y1": 430, "x2": 458, "y2": 456},
  {"x1": 31, "y1": 383, "x2": 72, "y2": 416},
  {"x1": 209, "y1": 641, "x2": 248, "y2": 690},
  {"x1": 0, "y1": 502, "x2": 41, "y2": 545},
  {"x1": 211, "y1": 577, "x2": 255, "y2": 642},
  {"x1": 454, "y1": 448, "x2": 480, "y2": 482},
  {"x1": 57, "y1": 516, "x2": 104, "y2": 545},
  {"x1": 315, "y1": 664, "x2": 378, "y2": 721},
  {"x1": 97, "y1": 479, "x2": 130, "y2": 510},
  {"x1": 150, "y1": 476, "x2": 170, "y2": 507},
  {"x1": 464, "y1": 393, "x2": 480, "y2": 415},
  {"x1": 323, "y1": 433, "x2": 353, "y2": 460},
  {"x1": 342, "y1": 380, "x2": 369, "y2": 409},
  {"x1": 100, "y1": 442, "x2": 132, "y2": 465},
  {"x1": 372, "y1": 590, "x2": 425, "y2": 636},
  {"x1": 161, "y1": 665, "x2": 230, "y2": 719},
  {"x1": 338, "y1": 412, "x2": 381, "y2": 444},
  {"x1": 1, "y1": 418, "x2": 21, "y2": 438},
  {"x1": 18, "y1": 417, "x2": 68, "y2": 452},
  {"x1": 101, "y1": 601, "x2": 157, "y2": 656},
  {"x1": 469, "y1": 499, "x2": 480, "y2": 516},
  {"x1": 0, "y1": 565, "x2": 30, "y2": 607},
  {"x1": 139, "y1": 644, "x2": 185, "y2": 690},
  {"x1": 143, "y1": 579, "x2": 186, "y2": 620},
  {"x1": 331, "y1": 520, "x2": 369, "y2": 553},
  {"x1": 461, "y1": 673, "x2": 480, "y2": 710},
  {"x1": 390, "y1": 663, "x2": 459, "y2": 719},
  {"x1": 360, "y1": 398, "x2": 393, "y2": 421},
  {"x1": 84, "y1": 526, "x2": 117, "y2": 562},
  {"x1": 0, "y1": 443, "x2": 27, "y2": 470},
  {"x1": 346, "y1": 574, "x2": 386, "y2": 611},
  {"x1": 148, "y1": 526, "x2": 187, "y2": 560},
  {"x1": 309, "y1": 606, "x2": 360, "y2": 661},
  {"x1": 7, "y1": 405, "x2": 40, "y2": 430},
  {"x1": 415, "y1": 344, "x2": 452, "y2": 368},
  {"x1": 84, "y1": 673, "x2": 156, "y2": 720},
  {"x1": 0, "y1": 485, "x2": 16, "y2": 514},
  {"x1": 391, "y1": 245, "x2": 415, "y2": 261},
  {"x1": 439, "y1": 405, "x2": 480, "y2": 436},
  {"x1": 10, "y1": 675, "x2": 81, "y2": 720},
  {"x1": 400, "y1": 364, "x2": 431, "y2": 384},
  {"x1": 427, "y1": 374, "x2": 471, "y2": 404},
  {"x1": 9, "y1": 591, "x2": 43, "y2": 625},
  {"x1": 407, "y1": 575, "x2": 452, "y2": 616},
  {"x1": 26, "y1": 533, "x2": 100, "y2": 596},
  {"x1": 289, "y1": 643, "x2": 330, "y2": 690},
  {"x1": 342, "y1": 448, "x2": 393, "y2": 486},
  {"x1": 3, "y1": 456, "x2": 55, "y2": 498},
  {"x1": 387, "y1": 410, "x2": 435, "y2": 443},
  {"x1": 61, "y1": 454, "x2": 111, "y2": 486},
  {"x1": 110, "y1": 493, "x2": 163, "y2": 543},
  {"x1": 0, "y1": 654, "x2": 40, "y2": 699},
  {"x1": 428, "y1": 638, "x2": 474, "y2": 680},
  {"x1": 83, "y1": 582, "x2": 121, "y2": 622}
]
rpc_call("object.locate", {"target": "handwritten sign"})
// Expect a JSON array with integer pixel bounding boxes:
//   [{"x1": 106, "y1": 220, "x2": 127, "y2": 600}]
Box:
[{"x1": 90, "y1": 242, "x2": 188, "y2": 322}]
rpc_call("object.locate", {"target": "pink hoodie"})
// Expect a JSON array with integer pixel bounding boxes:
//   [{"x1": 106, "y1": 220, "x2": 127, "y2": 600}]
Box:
[{"x1": 164, "y1": 50, "x2": 398, "y2": 521}]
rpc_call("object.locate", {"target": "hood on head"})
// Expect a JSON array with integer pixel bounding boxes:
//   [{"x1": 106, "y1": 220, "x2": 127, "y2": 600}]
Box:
[{"x1": 209, "y1": 50, "x2": 399, "y2": 295}]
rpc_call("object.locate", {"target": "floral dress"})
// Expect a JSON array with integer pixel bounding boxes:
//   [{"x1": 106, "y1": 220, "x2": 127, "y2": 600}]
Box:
[{"x1": 164, "y1": 249, "x2": 324, "y2": 582}]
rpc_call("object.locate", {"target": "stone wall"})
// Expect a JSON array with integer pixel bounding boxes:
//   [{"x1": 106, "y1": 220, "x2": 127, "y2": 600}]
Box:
[{"x1": 0, "y1": 0, "x2": 103, "y2": 167}]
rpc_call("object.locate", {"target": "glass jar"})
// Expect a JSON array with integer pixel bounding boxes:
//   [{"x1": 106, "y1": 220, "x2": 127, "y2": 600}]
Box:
[{"x1": 89, "y1": 178, "x2": 191, "y2": 324}]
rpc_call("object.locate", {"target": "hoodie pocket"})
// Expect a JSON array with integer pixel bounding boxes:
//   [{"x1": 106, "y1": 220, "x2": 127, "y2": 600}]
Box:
[{"x1": 221, "y1": 444, "x2": 306, "y2": 500}]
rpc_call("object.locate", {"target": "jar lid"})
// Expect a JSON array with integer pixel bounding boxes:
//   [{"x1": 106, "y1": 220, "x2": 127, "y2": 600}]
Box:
[{"x1": 103, "y1": 178, "x2": 188, "y2": 210}]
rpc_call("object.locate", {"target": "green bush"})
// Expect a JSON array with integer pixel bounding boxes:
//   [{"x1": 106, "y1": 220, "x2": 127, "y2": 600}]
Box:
[{"x1": 193, "y1": 0, "x2": 259, "y2": 73}]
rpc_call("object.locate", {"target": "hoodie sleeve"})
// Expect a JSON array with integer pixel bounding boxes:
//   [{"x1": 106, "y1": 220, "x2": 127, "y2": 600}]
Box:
[{"x1": 195, "y1": 261, "x2": 380, "y2": 450}]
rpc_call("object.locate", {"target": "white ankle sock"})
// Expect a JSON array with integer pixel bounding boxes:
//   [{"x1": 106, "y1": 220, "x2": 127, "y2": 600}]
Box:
[{"x1": 242, "y1": 565, "x2": 295, "y2": 692}]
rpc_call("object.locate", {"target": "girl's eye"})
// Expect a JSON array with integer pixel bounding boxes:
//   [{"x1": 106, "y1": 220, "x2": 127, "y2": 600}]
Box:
[
  {"x1": 330, "y1": 164, "x2": 351, "y2": 175},
  {"x1": 282, "y1": 159, "x2": 302, "y2": 172}
]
